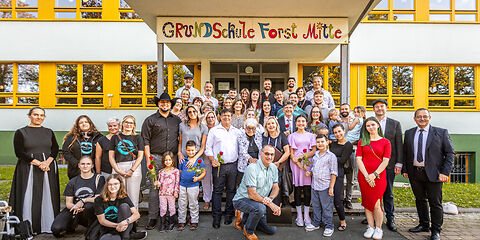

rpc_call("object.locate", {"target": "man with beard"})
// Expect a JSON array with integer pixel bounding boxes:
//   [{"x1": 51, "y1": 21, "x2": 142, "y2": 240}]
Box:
[
  {"x1": 272, "y1": 90, "x2": 284, "y2": 116},
  {"x1": 276, "y1": 93, "x2": 307, "y2": 119},
  {"x1": 283, "y1": 77, "x2": 297, "y2": 100},
  {"x1": 141, "y1": 92, "x2": 182, "y2": 230},
  {"x1": 261, "y1": 79, "x2": 275, "y2": 105},
  {"x1": 201, "y1": 81, "x2": 219, "y2": 109},
  {"x1": 305, "y1": 90, "x2": 331, "y2": 123}
]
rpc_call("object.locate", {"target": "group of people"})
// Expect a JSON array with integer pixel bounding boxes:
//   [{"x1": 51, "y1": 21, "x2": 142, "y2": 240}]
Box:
[{"x1": 9, "y1": 74, "x2": 454, "y2": 240}]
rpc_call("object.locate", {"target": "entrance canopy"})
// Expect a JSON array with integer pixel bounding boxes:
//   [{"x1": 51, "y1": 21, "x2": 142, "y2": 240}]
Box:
[{"x1": 125, "y1": 0, "x2": 380, "y2": 61}]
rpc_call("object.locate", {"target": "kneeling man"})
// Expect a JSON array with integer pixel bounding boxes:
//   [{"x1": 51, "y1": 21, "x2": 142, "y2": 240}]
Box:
[{"x1": 233, "y1": 145, "x2": 281, "y2": 240}]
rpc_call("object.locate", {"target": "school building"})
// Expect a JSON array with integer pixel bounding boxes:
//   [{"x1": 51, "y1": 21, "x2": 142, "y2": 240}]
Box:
[{"x1": 0, "y1": 0, "x2": 478, "y2": 183}]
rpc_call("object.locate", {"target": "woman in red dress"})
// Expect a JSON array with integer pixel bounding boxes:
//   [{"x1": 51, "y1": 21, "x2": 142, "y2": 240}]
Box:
[{"x1": 356, "y1": 117, "x2": 391, "y2": 240}]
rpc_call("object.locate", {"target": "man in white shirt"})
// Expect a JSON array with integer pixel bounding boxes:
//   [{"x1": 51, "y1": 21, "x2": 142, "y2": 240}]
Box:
[
  {"x1": 175, "y1": 74, "x2": 201, "y2": 102},
  {"x1": 201, "y1": 81, "x2": 219, "y2": 109},
  {"x1": 205, "y1": 108, "x2": 242, "y2": 229},
  {"x1": 305, "y1": 76, "x2": 335, "y2": 109},
  {"x1": 282, "y1": 77, "x2": 297, "y2": 100}
]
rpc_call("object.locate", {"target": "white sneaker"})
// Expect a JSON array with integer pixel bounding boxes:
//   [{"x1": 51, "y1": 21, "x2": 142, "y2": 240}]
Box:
[
  {"x1": 372, "y1": 227, "x2": 383, "y2": 240},
  {"x1": 323, "y1": 228, "x2": 334, "y2": 237},
  {"x1": 305, "y1": 223, "x2": 320, "y2": 232},
  {"x1": 295, "y1": 216, "x2": 304, "y2": 227},
  {"x1": 364, "y1": 226, "x2": 375, "y2": 239}
]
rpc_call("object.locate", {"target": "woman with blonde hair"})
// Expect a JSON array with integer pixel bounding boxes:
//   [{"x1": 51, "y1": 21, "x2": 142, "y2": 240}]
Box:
[
  {"x1": 108, "y1": 115, "x2": 144, "y2": 208},
  {"x1": 94, "y1": 174, "x2": 143, "y2": 240},
  {"x1": 240, "y1": 88, "x2": 250, "y2": 105}
]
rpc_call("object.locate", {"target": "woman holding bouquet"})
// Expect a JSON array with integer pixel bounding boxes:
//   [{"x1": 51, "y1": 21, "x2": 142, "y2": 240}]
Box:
[{"x1": 288, "y1": 114, "x2": 316, "y2": 227}]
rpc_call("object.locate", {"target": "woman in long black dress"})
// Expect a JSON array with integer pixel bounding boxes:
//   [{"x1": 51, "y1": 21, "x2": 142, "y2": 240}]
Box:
[
  {"x1": 9, "y1": 107, "x2": 60, "y2": 234},
  {"x1": 63, "y1": 115, "x2": 103, "y2": 179}
]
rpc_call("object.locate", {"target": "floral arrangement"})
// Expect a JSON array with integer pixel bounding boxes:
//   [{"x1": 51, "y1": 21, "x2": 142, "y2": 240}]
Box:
[
  {"x1": 311, "y1": 121, "x2": 322, "y2": 134},
  {"x1": 300, "y1": 149, "x2": 312, "y2": 168},
  {"x1": 187, "y1": 159, "x2": 205, "y2": 177},
  {"x1": 217, "y1": 151, "x2": 224, "y2": 177},
  {"x1": 147, "y1": 156, "x2": 159, "y2": 189}
]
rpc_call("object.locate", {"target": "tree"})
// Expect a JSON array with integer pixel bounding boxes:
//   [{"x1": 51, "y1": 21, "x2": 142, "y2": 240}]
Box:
[{"x1": 367, "y1": 66, "x2": 387, "y2": 94}]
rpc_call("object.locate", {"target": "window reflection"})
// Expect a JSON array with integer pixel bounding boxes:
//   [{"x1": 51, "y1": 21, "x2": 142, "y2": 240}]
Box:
[
  {"x1": 55, "y1": 0, "x2": 76, "y2": 8},
  {"x1": 367, "y1": 66, "x2": 388, "y2": 95},
  {"x1": 368, "y1": 14, "x2": 389, "y2": 21},
  {"x1": 57, "y1": 64, "x2": 77, "y2": 93},
  {"x1": 81, "y1": 0, "x2": 101, "y2": 7},
  {"x1": 302, "y1": 66, "x2": 324, "y2": 92},
  {"x1": 18, "y1": 64, "x2": 39, "y2": 93},
  {"x1": 429, "y1": 66, "x2": 449, "y2": 95},
  {"x1": 455, "y1": 14, "x2": 476, "y2": 21},
  {"x1": 121, "y1": 65, "x2": 142, "y2": 93},
  {"x1": 17, "y1": 11, "x2": 37, "y2": 18},
  {"x1": 147, "y1": 65, "x2": 157, "y2": 93},
  {"x1": 120, "y1": 12, "x2": 140, "y2": 19},
  {"x1": 0, "y1": 63, "x2": 13, "y2": 92},
  {"x1": 0, "y1": 97, "x2": 13, "y2": 104},
  {"x1": 119, "y1": 0, "x2": 130, "y2": 8},
  {"x1": 55, "y1": 12, "x2": 76, "y2": 19},
  {"x1": 430, "y1": 0, "x2": 451, "y2": 10},
  {"x1": 393, "y1": 14, "x2": 414, "y2": 21},
  {"x1": 455, "y1": 0, "x2": 476, "y2": 10},
  {"x1": 328, "y1": 66, "x2": 340, "y2": 94},
  {"x1": 16, "y1": 0, "x2": 37, "y2": 7},
  {"x1": 0, "y1": 0, "x2": 12, "y2": 7},
  {"x1": 392, "y1": 66, "x2": 413, "y2": 95},
  {"x1": 430, "y1": 14, "x2": 451, "y2": 21},
  {"x1": 374, "y1": 0, "x2": 388, "y2": 9},
  {"x1": 454, "y1": 66, "x2": 475, "y2": 95},
  {"x1": 0, "y1": 11, "x2": 12, "y2": 18},
  {"x1": 81, "y1": 12, "x2": 101, "y2": 19},
  {"x1": 83, "y1": 64, "x2": 103, "y2": 93},
  {"x1": 393, "y1": 0, "x2": 414, "y2": 9},
  {"x1": 18, "y1": 97, "x2": 39, "y2": 105}
]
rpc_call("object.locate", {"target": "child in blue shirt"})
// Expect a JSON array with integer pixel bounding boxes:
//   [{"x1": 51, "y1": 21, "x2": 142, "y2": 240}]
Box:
[
  {"x1": 177, "y1": 140, "x2": 206, "y2": 231},
  {"x1": 328, "y1": 109, "x2": 342, "y2": 140}
]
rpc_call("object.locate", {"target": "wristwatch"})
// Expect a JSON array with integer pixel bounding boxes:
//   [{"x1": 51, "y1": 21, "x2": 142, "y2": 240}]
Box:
[
  {"x1": 126, "y1": 218, "x2": 131, "y2": 224},
  {"x1": 373, "y1": 171, "x2": 380, "y2": 179}
]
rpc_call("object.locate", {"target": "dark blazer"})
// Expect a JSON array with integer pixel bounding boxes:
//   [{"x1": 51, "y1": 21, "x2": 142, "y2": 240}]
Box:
[
  {"x1": 383, "y1": 117, "x2": 404, "y2": 169},
  {"x1": 402, "y1": 125, "x2": 455, "y2": 183},
  {"x1": 278, "y1": 116, "x2": 298, "y2": 133}
]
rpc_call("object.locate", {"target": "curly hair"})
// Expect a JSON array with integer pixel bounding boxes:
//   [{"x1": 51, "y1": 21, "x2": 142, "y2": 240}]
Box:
[{"x1": 64, "y1": 115, "x2": 99, "y2": 149}]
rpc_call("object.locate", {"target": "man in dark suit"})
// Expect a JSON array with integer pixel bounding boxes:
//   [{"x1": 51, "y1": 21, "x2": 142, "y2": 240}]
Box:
[
  {"x1": 402, "y1": 108, "x2": 454, "y2": 240},
  {"x1": 371, "y1": 99, "x2": 403, "y2": 231},
  {"x1": 277, "y1": 101, "x2": 298, "y2": 136}
]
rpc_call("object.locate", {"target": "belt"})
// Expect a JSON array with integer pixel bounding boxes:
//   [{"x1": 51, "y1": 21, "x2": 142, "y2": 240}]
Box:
[{"x1": 414, "y1": 166, "x2": 425, "y2": 171}]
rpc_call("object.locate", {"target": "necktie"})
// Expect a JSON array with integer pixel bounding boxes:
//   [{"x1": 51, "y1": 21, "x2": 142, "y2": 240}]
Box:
[
  {"x1": 287, "y1": 119, "x2": 291, "y2": 131},
  {"x1": 417, "y1": 129, "x2": 424, "y2": 163}
]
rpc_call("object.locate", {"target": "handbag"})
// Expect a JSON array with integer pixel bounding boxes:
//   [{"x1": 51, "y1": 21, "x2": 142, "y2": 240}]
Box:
[{"x1": 268, "y1": 137, "x2": 287, "y2": 170}]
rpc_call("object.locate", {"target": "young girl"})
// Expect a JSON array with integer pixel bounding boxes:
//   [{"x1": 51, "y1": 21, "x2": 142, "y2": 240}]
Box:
[
  {"x1": 154, "y1": 152, "x2": 180, "y2": 232},
  {"x1": 345, "y1": 106, "x2": 366, "y2": 144},
  {"x1": 288, "y1": 115, "x2": 317, "y2": 227},
  {"x1": 327, "y1": 109, "x2": 342, "y2": 140},
  {"x1": 305, "y1": 134, "x2": 337, "y2": 237}
]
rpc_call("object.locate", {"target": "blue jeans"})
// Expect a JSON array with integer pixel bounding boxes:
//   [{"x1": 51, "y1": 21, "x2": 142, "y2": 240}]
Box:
[
  {"x1": 311, "y1": 188, "x2": 334, "y2": 229},
  {"x1": 233, "y1": 198, "x2": 276, "y2": 235}
]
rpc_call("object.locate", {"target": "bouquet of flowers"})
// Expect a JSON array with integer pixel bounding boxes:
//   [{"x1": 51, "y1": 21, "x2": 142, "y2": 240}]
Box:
[
  {"x1": 311, "y1": 121, "x2": 321, "y2": 134},
  {"x1": 285, "y1": 123, "x2": 291, "y2": 135},
  {"x1": 300, "y1": 149, "x2": 312, "y2": 169},
  {"x1": 217, "y1": 151, "x2": 224, "y2": 177},
  {"x1": 147, "y1": 156, "x2": 159, "y2": 189},
  {"x1": 187, "y1": 159, "x2": 205, "y2": 177}
]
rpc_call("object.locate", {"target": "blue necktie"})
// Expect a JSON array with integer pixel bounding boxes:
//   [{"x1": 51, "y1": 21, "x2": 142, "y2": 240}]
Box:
[{"x1": 417, "y1": 129, "x2": 424, "y2": 163}]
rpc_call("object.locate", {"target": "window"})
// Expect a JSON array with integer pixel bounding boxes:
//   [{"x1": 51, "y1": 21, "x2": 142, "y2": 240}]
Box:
[
  {"x1": 365, "y1": 65, "x2": 414, "y2": 109},
  {"x1": 17, "y1": 63, "x2": 39, "y2": 105},
  {"x1": 119, "y1": 0, "x2": 140, "y2": 20},
  {"x1": 0, "y1": 63, "x2": 13, "y2": 104},
  {"x1": 55, "y1": 63, "x2": 104, "y2": 107},
  {"x1": 451, "y1": 152, "x2": 472, "y2": 183},
  {"x1": 54, "y1": 0, "x2": 102, "y2": 20},
  {"x1": 428, "y1": 65, "x2": 476, "y2": 109},
  {"x1": 301, "y1": 65, "x2": 341, "y2": 105},
  {"x1": 430, "y1": 0, "x2": 478, "y2": 22},
  {"x1": 366, "y1": 0, "x2": 416, "y2": 21}
]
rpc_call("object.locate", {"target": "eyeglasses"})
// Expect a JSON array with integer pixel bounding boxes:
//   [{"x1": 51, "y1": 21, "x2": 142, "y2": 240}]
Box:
[
  {"x1": 415, "y1": 115, "x2": 429, "y2": 119},
  {"x1": 187, "y1": 110, "x2": 197, "y2": 114},
  {"x1": 124, "y1": 121, "x2": 135, "y2": 125},
  {"x1": 246, "y1": 127, "x2": 255, "y2": 131},
  {"x1": 263, "y1": 152, "x2": 275, "y2": 156}
]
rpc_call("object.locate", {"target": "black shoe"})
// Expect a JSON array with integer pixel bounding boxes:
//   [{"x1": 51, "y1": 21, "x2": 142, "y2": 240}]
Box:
[
  {"x1": 361, "y1": 218, "x2": 368, "y2": 225},
  {"x1": 212, "y1": 217, "x2": 221, "y2": 229},
  {"x1": 145, "y1": 219, "x2": 157, "y2": 230},
  {"x1": 344, "y1": 201, "x2": 353, "y2": 209},
  {"x1": 430, "y1": 231, "x2": 440, "y2": 240},
  {"x1": 130, "y1": 230, "x2": 147, "y2": 240},
  {"x1": 166, "y1": 215, "x2": 176, "y2": 231},
  {"x1": 386, "y1": 221, "x2": 398, "y2": 232},
  {"x1": 409, "y1": 224, "x2": 430, "y2": 233},
  {"x1": 157, "y1": 216, "x2": 166, "y2": 232},
  {"x1": 224, "y1": 215, "x2": 233, "y2": 225}
]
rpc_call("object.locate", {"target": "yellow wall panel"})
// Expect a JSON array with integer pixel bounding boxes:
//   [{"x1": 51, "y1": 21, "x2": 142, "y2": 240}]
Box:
[
  {"x1": 39, "y1": 63, "x2": 56, "y2": 108},
  {"x1": 414, "y1": 65, "x2": 428, "y2": 108}
]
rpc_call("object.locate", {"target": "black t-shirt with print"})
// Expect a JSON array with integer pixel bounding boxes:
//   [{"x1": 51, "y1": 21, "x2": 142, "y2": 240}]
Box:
[
  {"x1": 108, "y1": 133, "x2": 145, "y2": 163},
  {"x1": 64, "y1": 174, "x2": 105, "y2": 204},
  {"x1": 94, "y1": 196, "x2": 134, "y2": 233}
]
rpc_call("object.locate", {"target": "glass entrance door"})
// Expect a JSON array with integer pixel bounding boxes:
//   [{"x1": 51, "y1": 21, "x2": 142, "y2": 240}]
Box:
[
  {"x1": 240, "y1": 75, "x2": 261, "y2": 91},
  {"x1": 211, "y1": 74, "x2": 237, "y2": 100}
]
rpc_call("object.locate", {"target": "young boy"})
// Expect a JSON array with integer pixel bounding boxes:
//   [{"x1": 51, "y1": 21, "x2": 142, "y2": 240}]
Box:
[
  {"x1": 305, "y1": 134, "x2": 338, "y2": 237},
  {"x1": 177, "y1": 140, "x2": 206, "y2": 231}
]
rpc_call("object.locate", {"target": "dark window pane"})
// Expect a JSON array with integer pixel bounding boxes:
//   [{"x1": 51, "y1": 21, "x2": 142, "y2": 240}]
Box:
[
  {"x1": 57, "y1": 64, "x2": 77, "y2": 93},
  {"x1": 81, "y1": 12, "x2": 101, "y2": 19},
  {"x1": 0, "y1": 97, "x2": 13, "y2": 104},
  {"x1": 121, "y1": 64, "x2": 142, "y2": 93},
  {"x1": 120, "y1": 12, "x2": 140, "y2": 19},
  {"x1": 0, "y1": 11, "x2": 12, "y2": 19},
  {"x1": 429, "y1": 99, "x2": 450, "y2": 107},
  {"x1": 18, "y1": 96, "x2": 39, "y2": 104},
  {"x1": 368, "y1": 14, "x2": 389, "y2": 21},
  {"x1": 429, "y1": 66, "x2": 449, "y2": 95},
  {"x1": 17, "y1": 11, "x2": 37, "y2": 18},
  {"x1": 147, "y1": 97, "x2": 156, "y2": 106},
  {"x1": 328, "y1": 66, "x2": 340, "y2": 94},
  {"x1": 18, "y1": 64, "x2": 39, "y2": 93},
  {"x1": 366, "y1": 99, "x2": 377, "y2": 106},
  {"x1": 0, "y1": 0, "x2": 12, "y2": 7},
  {"x1": 147, "y1": 65, "x2": 157, "y2": 93},
  {"x1": 57, "y1": 97, "x2": 77, "y2": 104},
  {"x1": 83, "y1": 64, "x2": 103, "y2": 93},
  {"x1": 454, "y1": 66, "x2": 475, "y2": 95},
  {"x1": 0, "y1": 63, "x2": 13, "y2": 92},
  {"x1": 55, "y1": 12, "x2": 76, "y2": 19},
  {"x1": 55, "y1": 0, "x2": 75, "y2": 8},
  {"x1": 454, "y1": 99, "x2": 475, "y2": 107},
  {"x1": 17, "y1": 0, "x2": 37, "y2": 7},
  {"x1": 81, "y1": 0, "x2": 101, "y2": 7},
  {"x1": 240, "y1": 64, "x2": 260, "y2": 74},
  {"x1": 367, "y1": 66, "x2": 387, "y2": 95},
  {"x1": 302, "y1": 66, "x2": 324, "y2": 92},
  {"x1": 83, "y1": 98, "x2": 103, "y2": 104},
  {"x1": 262, "y1": 63, "x2": 288, "y2": 73},
  {"x1": 121, "y1": 98, "x2": 142, "y2": 105},
  {"x1": 392, "y1": 66, "x2": 413, "y2": 95},
  {"x1": 392, "y1": 99, "x2": 413, "y2": 107},
  {"x1": 211, "y1": 63, "x2": 237, "y2": 73}
]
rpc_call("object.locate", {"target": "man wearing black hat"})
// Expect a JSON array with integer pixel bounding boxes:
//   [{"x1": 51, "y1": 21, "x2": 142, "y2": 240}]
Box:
[
  {"x1": 175, "y1": 74, "x2": 201, "y2": 102},
  {"x1": 368, "y1": 98, "x2": 404, "y2": 232},
  {"x1": 141, "y1": 93, "x2": 182, "y2": 230}
]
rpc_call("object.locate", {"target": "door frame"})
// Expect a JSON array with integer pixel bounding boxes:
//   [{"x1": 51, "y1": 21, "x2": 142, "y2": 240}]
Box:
[{"x1": 211, "y1": 73, "x2": 238, "y2": 95}]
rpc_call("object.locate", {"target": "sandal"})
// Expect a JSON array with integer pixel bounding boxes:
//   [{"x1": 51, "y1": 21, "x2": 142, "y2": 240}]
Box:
[{"x1": 338, "y1": 225, "x2": 347, "y2": 231}]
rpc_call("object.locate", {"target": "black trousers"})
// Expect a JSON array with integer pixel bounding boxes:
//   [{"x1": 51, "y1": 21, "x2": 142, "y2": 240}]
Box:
[
  {"x1": 212, "y1": 162, "x2": 238, "y2": 219},
  {"x1": 294, "y1": 186, "x2": 311, "y2": 207},
  {"x1": 410, "y1": 167, "x2": 444, "y2": 232},
  {"x1": 334, "y1": 168, "x2": 346, "y2": 221},
  {"x1": 99, "y1": 203, "x2": 133, "y2": 240},
  {"x1": 51, "y1": 202, "x2": 95, "y2": 237},
  {"x1": 383, "y1": 167, "x2": 396, "y2": 222}
]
